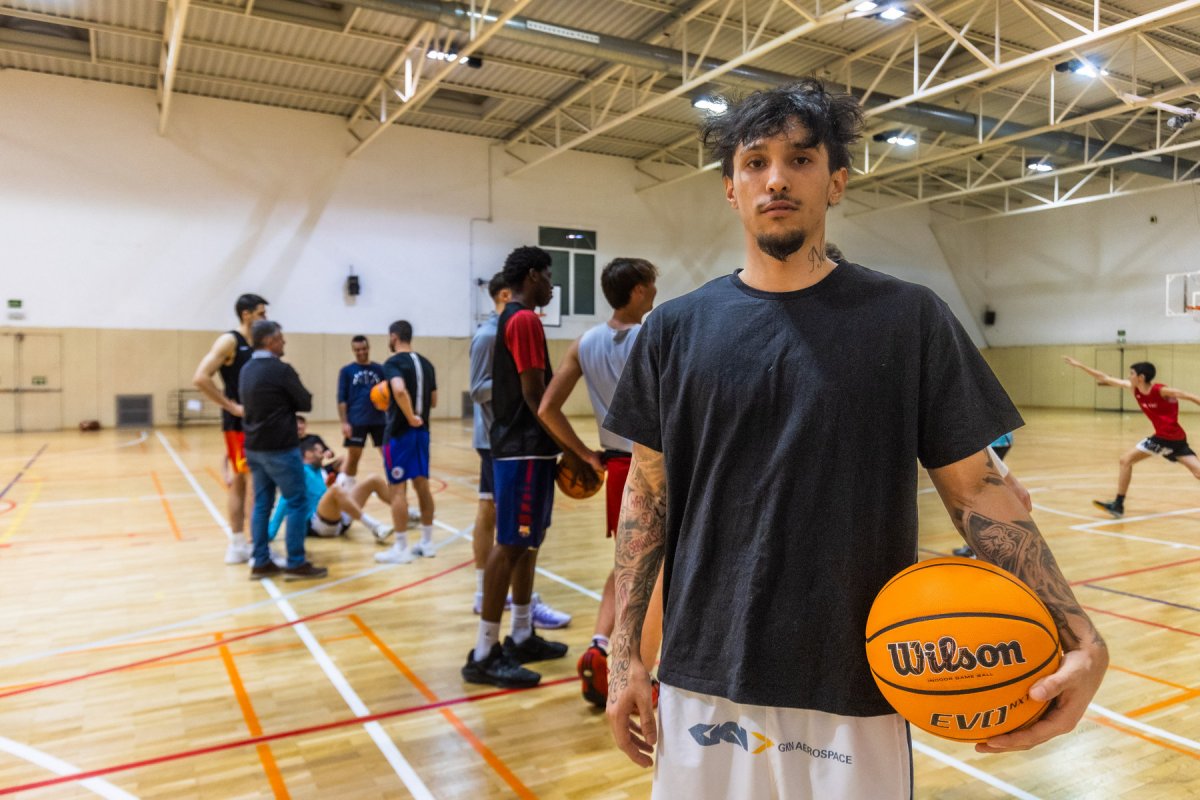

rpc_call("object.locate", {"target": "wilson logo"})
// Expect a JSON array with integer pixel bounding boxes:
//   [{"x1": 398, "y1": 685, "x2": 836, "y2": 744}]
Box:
[{"x1": 887, "y1": 636, "x2": 1025, "y2": 676}]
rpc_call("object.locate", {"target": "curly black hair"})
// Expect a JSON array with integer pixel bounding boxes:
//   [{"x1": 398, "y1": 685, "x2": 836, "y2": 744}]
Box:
[
  {"x1": 501, "y1": 245, "x2": 552, "y2": 289},
  {"x1": 700, "y1": 78, "x2": 864, "y2": 178}
]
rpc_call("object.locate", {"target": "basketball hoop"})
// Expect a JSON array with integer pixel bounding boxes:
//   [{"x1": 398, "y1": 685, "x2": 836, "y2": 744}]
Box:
[{"x1": 1165, "y1": 271, "x2": 1200, "y2": 318}]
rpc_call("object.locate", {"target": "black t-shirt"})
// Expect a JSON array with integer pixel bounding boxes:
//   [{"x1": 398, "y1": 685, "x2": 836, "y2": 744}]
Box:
[
  {"x1": 382, "y1": 351, "x2": 437, "y2": 440},
  {"x1": 603, "y1": 264, "x2": 1023, "y2": 716},
  {"x1": 218, "y1": 330, "x2": 253, "y2": 432}
]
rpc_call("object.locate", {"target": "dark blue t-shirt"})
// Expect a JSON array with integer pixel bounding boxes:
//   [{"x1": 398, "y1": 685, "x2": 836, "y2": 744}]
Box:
[{"x1": 337, "y1": 362, "x2": 386, "y2": 427}]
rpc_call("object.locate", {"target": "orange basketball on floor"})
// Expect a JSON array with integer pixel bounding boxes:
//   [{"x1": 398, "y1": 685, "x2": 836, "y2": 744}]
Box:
[
  {"x1": 555, "y1": 454, "x2": 604, "y2": 499},
  {"x1": 864, "y1": 557, "x2": 1061, "y2": 742},
  {"x1": 369, "y1": 380, "x2": 390, "y2": 411}
]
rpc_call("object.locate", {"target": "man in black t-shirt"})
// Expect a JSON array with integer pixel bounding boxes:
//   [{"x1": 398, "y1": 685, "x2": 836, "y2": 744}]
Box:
[
  {"x1": 603, "y1": 80, "x2": 1108, "y2": 799},
  {"x1": 374, "y1": 320, "x2": 438, "y2": 565}
]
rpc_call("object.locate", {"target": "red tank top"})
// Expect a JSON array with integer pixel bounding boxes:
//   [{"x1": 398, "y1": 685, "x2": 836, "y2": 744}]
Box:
[{"x1": 1134, "y1": 383, "x2": 1186, "y2": 440}]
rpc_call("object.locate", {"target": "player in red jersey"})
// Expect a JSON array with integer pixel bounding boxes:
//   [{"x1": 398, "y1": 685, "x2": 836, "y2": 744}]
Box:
[{"x1": 1065, "y1": 357, "x2": 1200, "y2": 517}]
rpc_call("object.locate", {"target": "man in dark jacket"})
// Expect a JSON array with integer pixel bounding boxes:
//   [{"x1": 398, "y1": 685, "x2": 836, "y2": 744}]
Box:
[{"x1": 240, "y1": 319, "x2": 328, "y2": 581}]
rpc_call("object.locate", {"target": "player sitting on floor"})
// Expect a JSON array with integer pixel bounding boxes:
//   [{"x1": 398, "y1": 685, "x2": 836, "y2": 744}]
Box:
[{"x1": 269, "y1": 439, "x2": 394, "y2": 541}]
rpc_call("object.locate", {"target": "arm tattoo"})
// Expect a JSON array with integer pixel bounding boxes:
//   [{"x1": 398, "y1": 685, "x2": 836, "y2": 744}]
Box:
[
  {"x1": 608, "y1": 447, "x2": 667, "y2": 701},
  {"x1": 959, "y1": 509, "x2": 1105, "y2": 653}
]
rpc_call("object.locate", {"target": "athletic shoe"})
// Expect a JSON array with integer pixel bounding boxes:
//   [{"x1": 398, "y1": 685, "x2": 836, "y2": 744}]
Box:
[
  {"x1": 473, "y1": 594, "x2": 513, "y2": 615},
  {"x1": 408, "y1": 506, "x2": 421, "y2": 522},
  {"x1": 531, "y1": 593, "x2": 571, "y2": 629},
  {"x1": 461, "y1": 644, "x2": 541, "y2": 688},
  {"x1": 270, "y1": 546, "x2": 287, "y2": 568},
  {"x1": 371, "y1": 524, "x2": 394, "y2": 543},
  {"x1": 249, "y1": 561, "x2": 281, "y2": 580},
  {"x1": 577, "y1": 644, "x2": 609, "y2": 709},
  {"x1": 503, "y1": 632, "x2": 568, "y2": 664},
  {"x1": 410, "y1": 540, "x2": 436, "y2": 558},
  {"x1": 283, "y1": 562, "x2": 329, "y2": 581},
  {"x1": 375, "y1": 545, "x2": 414, "y2": 565},
  {"x1": 225, "y1": 540, "x2": 252, "y2": 565},
  {"x1": 952, "y1": 545, "x2": 976, "y2": 558},
  {"x1": 1093, "y1": 499, "x2": 1124, "y2": 518}
]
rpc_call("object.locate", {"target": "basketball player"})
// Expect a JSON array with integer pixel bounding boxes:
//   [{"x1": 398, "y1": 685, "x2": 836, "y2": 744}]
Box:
[
  {"x1": 192, "y1": 293, "x2": 266, "y2": 564},
  {"x1": 336, "y1": 336, "x2": 386, "y2": 488},
  {"x1": 268, "y1": 438, "x2": 393, "y2": 541},
  {"x1": 461, "y1": 246, "x2": 568, "y2": 688},
  {"x1": 1064, "y1": 356, "x2": 1200, "y2": 517},
  {"x1": 537, "y1": 256, "x2": 659, "y2": 708},
  {"x1": 604, "y1": 81, "x2": 1107, "y2": 798},
  {"x1": 469, "y1": 273, "x2": 572, "y2": 628},
  {"x1": 375, "y1": 321, "x2": 438, "y2": 564}
]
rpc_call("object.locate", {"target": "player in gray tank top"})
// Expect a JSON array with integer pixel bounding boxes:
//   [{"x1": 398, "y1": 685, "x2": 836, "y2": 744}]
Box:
[{"x1": 537, "y1": 257, "x2": 660, "y2": 710}]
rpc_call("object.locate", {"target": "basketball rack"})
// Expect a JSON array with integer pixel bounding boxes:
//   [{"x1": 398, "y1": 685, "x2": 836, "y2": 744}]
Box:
[{"x1": 1164, "y1": 271, "x2": 1200, "y2": 320}]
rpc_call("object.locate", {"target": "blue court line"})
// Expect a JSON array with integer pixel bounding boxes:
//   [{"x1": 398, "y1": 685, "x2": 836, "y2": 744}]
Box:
[
  {"x1": 1081, "y1": 583, "x2": 1200, "y2": 614},
  {"x1": 0, "y1": 444, "x2": 47, "y2": 501}
]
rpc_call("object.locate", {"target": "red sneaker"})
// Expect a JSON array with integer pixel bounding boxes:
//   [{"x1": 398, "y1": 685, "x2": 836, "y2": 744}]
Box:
[{"x1": 576, "y1": 644, "x2": 608, "y2": 709}]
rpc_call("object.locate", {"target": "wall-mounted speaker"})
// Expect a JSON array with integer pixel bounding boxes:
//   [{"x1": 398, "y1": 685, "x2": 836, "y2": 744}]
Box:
[{"x1": 983, "y1": 309, "x2": 996, "y2": 326}]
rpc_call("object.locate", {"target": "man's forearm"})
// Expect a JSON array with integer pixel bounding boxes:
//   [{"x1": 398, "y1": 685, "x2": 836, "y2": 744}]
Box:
[
  {"x1": 194, "y1": 376, "x2": 234, "y2": 412},
  {"x1": 610, "y1": 446, "x2": 668, "y2": 696}
]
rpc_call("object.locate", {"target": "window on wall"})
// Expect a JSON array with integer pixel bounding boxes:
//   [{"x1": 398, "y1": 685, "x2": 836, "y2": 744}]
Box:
[{"x1": 539, "y1": 226, "x2": 597, "y2": 316}]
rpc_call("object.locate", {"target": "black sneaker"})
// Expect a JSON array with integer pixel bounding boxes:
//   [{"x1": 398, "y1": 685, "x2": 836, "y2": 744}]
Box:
[
  {"x1": 462, "y1": 644, "x2": 541, "y2": 688},
  {"x1": 283, "y1": 562, "x2": 329, "y2": 581},
  {"x1": 503, "y1": 632, "x2": 568, "y2": 664},
  {"x1": 952, "y1": 545, "x2": 976, "y2": 558},
  {"x1": 249, "y1": 561, "x2": 281, "y2": 580},
  {"x1": 1092, "y1": 500, "x2": 1124, "y2": 519}
]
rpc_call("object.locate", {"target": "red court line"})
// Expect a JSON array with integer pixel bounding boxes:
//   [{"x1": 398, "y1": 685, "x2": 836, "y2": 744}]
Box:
[
  {"x1": 350, "y1": 614, "x2": 537, "y2": 799},
  {"x1": 216, "y1": 633, "x2": 290, "y2": 798},
  {"x1": 1082, "y1": 605, "x2": 1200, "y2": 638},
  {"x1": 0, "y1": 677, "x2": 576, "y2": 796},
  {"x1": 150, "y1": 471, "x2": 183, "y2": 541},
  {"x1": 1071, "y1": 555, "x2": 1200, "y2": 586},
  {"x1": 0, "y1": 500, "x2": 15, "y2": 517},
  {"x1": 0, "y1": 558, "x2": 473, "y2": 701}
]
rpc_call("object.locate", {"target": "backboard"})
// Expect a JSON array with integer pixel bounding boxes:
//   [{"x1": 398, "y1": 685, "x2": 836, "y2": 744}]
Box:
[{"x1": 1165, "y1": 271, "x2": 1200, "y2": 318}]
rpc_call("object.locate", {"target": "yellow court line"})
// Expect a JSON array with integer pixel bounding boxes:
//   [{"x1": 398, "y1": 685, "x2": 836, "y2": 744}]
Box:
[{"x1": 0, "y1": 479, "x2": 43, "y2": 545}]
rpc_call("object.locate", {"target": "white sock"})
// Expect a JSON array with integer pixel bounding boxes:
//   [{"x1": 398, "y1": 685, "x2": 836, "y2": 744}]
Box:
[
  {"x1": 475, "y1": 620, "x2": 500, "y2": 662},
  {"x1": 420, "y1": 524, "x2": 433, "y2": 546},
  {"x1": 340, "y1": 512, "x2": 352, "y2": 526},
  {"x1": 511, "y1": 603, "x2": 532, "y2": 644},
  {"x1": 391, "y1": 538, "x2": 408, "y2": 554},
  {"x1": 592, "y1": 634, "x2": 610, "y2": 652},
  {"x1": 336, "y1": 472, "x2": 356, "y2": 489},
  {"x1": 475, "y1": 569, "x2": 485, "y2": 594},
  {"x1": 362, "y1": 513, "x2": 383, "y2": 531}
]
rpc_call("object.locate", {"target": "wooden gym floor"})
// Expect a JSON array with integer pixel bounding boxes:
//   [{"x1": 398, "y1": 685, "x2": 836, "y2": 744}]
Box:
[{"x1": 0, "y1": 408, "x2": 1197, "y2": 799}]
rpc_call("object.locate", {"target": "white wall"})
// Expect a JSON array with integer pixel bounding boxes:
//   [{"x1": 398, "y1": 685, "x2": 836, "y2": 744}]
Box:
[
  {"x1": 931, "y1": 187, "x2": 1200, "y2": 347},
  {"x1": 2, "y1": 69, "x2": 976, "y2": 345}
]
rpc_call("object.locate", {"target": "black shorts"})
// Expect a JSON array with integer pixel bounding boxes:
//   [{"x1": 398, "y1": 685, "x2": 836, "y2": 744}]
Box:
[
  {"x1": 1137, "y1": 436, "x2": 1196, "y2": 462},
  {"x1": 344, "y1": 424, "x2": 385, "y2": 448},
  {"x1": 477, "y1": 448, "x2": 494, "y2": 499}
]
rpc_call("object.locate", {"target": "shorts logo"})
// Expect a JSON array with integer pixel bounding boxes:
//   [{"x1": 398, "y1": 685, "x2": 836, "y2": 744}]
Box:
[
  {"x1": 688, "y1": 722, "x2": 773, "y2": 754},
  {"x1": 390, "y1": 466, "x2": 405, "y2": 481}
]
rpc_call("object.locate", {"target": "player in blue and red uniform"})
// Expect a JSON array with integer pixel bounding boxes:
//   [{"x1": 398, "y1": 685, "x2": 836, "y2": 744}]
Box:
[
  {"x1": 1065, "y1": 357, "x2": 1200, "y2": 517},
  {"x1": 336, "y1": 335, "x2": 386, "y2": 488}
]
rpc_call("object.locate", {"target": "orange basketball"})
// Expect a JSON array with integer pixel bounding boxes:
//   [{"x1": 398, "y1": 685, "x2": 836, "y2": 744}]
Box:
[
  {"x1": 369, "y1": 380, "x2": 390, "y2": 411},
  {"x1": 555, "y1": 454, "x2": 604, "y2": 500},
  {"x1": 864, "y1": 557, "x2": 1061, "y2": 742}
]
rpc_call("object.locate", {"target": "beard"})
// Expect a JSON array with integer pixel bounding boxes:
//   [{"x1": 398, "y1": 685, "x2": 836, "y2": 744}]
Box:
[{"x1": 755, "y1": 229, "x2": 808, "y2": 262}]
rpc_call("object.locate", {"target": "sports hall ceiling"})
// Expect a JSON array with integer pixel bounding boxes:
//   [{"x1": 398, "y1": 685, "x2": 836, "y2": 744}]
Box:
[{"x1": 3, "y1": 0, "x2": 1200, "y2": 218}]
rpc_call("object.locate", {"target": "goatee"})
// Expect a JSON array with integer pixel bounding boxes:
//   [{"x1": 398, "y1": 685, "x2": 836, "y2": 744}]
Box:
[{"x1": 755, "y1": 230, "x2": 808, "y2": 262}]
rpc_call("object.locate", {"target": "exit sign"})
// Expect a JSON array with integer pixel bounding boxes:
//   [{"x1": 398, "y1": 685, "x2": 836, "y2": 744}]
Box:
[{"x1": 6, "y1": 299, "x2": 21, "y2": 309}]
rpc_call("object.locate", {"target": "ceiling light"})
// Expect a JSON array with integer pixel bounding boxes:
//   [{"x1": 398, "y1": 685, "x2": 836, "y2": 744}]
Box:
[
  {"x1": 693, "y1": 96, "x2": 728, "y2": 114},
  {"x1": 1166, "y1": 110, "x2": 1196, "y2": 131},
  {"x1": 879, "y1": 6, "x2": 905, "y2": 20},
  {"x1": 1026, "y1": 159, "x2": 1053, "y2": 173},
  {"x1": 886, "y1": 133, "x2": 916, "y2": 146},
  {"x1": 854, "y1": 1, "x2": 878, "y2": 11},
  {"x1": 1055, "y1": 58, "x2": 1107, "y2": 78}
]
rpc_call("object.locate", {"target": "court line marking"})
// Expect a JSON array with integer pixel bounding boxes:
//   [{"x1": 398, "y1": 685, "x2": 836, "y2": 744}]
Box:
[
  {"x1": 261, "y1": 579, "x2": 434, "y2": 800},
  {"x1": 0, "y1": 678, "x2": 576, "y2": 797},
  {"x1": 1080, "y1": 583, "x2": 1200, "y2": 613},
  {"x1": 1082, "y1": 604, "x2": 1200, "y2": 638},
  {"x1": 1125, "y1": 687, "x2": 1200, "y2": 719},
  {"x1": 1070, "y1": 554, "x2": 1200, "y2": 586},
  {"x1": 149, "y1": 471, "x2": 183, "y2": 541},
  {"x1": 0, "y1": 737, "x2": 139, "y2": 800},
  {"x1": 156, "y1": 431, "x2": 234, "y2": 542},
  {"x1": 31, "y1": 494, "x2": 192, "y2": 509},
  {"x1": 350, "y1": 614, "x2": 537, "y2": 800},
  {"x1": 0, "y1": 479, "x2": 42, "y2": 545},
  {"x1": 0, "y1": 443, "x2": 46, "y2": 500},
  {"x1": 456, "y1": 527, "x2": 604, "y2": 601},
  {"x1": 1088, "y1": 703, "x2": 1200, "y2": 752},
  {"x1": 215, "y1": 633, "x2": 288, "y2": 798},
  {"x1": 911, "y1": 741, "x2": 1041, "y2": 800},
  {"x1": 1074, "y1": 505, "x2": 1200, "y2": 528}
]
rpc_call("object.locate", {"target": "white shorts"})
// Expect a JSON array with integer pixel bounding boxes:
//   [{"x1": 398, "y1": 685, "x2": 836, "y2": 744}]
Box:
[{"x1": 652, "y1": 684, "x2": 912, "y2": 800}]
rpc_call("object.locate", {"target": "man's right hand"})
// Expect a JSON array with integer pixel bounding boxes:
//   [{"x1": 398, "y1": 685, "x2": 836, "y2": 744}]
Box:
[
  {"x1": 228, "y1": 402, "x2": 245, "y2": 417},
  {"x1": 341, "y1": 421, "x2": 353, "y2": 439},
  {"x1": 607, "y1": 659, "x2": 657, "y2": 768},
  {"x1": 408, "y1": 415, "x2": 424, "y2": 428},
  {"x1": 1063, "y1": 356, "x2": 1082, "y2": 367}
]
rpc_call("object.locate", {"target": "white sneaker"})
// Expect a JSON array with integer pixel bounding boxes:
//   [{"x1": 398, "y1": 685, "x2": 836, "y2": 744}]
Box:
[
  {"x1": 407, "y1": 506, "x2": 421, "y2": 522},
  {"x1": 410, "y1": 540, "x2": 436, "y2": 558},
  {"x1": 531, "y1": 592, "x2": 572, "y2": 629},
  {"x1": 224, "y1": 540, "x2": 252, "y2": 565},
  {"x1": 270, "y1": 546, "x2": 287, "y2": 568},
  {"x1": 371, "y1": 524, "x2": 394, "y2": 543},
  {"x1": 375, "y1": 545, "x2": 414, "y2": 565}
]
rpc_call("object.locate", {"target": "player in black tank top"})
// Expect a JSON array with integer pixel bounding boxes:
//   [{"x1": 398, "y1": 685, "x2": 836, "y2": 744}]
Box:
[{"x1": 218, "y1": 330, "x2": 253, "y2": 432}]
